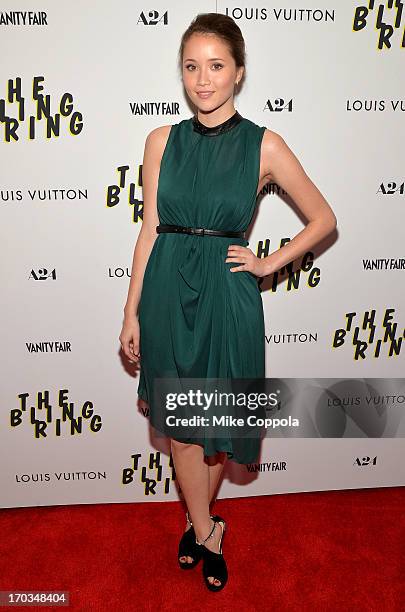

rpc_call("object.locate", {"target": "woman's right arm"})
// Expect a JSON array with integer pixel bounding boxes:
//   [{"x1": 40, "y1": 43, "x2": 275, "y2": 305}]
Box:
[{"x1": 119, "y1": 124, "x2": 172, "y2": 363}]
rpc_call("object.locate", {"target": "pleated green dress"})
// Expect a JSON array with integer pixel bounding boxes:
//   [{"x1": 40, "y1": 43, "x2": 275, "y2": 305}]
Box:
[{"x1": 137, "y1": 110, "x2": 266, "y2": 464}]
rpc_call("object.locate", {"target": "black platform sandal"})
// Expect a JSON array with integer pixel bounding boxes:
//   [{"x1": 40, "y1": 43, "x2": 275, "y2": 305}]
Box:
[
  {"x1": 178, "y1": 511, "x2": 212, "y2": 569},
  {"x1": 195, "y1": 515, "x2": 228, "y2": 591}
]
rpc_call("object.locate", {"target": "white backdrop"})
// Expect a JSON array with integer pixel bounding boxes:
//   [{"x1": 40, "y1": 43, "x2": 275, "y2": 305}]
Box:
[{"x1": 1, "y1": 1, "x2": 404, "y2": 509}]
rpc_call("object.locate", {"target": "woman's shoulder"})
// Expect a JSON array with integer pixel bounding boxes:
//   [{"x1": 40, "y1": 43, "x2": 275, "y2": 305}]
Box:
[
  {"x1": 145, "y1": 122, "x2": 175, "y2": 141},
  {"x1": 142, "y1": 124, "x2": 173, "y2": 166},
  {"x1": 144, "y1": 120, "x2": 182, "y2": 153},
  {"x1": 241, "y1": 116, "x2": 283, "y2": 148}
]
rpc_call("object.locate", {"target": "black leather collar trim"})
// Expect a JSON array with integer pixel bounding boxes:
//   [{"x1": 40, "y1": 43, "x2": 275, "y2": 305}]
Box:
[{"x1": 192, "y1": 110, "x2": 243, "y2": 136}]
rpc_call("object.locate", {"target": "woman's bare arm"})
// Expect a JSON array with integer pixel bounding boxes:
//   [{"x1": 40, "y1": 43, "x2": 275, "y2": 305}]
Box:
[
  {"x1": 260, "y1": 130, "x2": 337, "y2": 275},
  {"x1": 123, "y1": 124, "x2": 172, "y2": 321}
]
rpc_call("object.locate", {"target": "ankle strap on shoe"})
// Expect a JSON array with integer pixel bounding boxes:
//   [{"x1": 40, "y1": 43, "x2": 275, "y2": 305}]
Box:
[
  {"x1": 186, "y1": 511, "x2": 215, "y2": 527},
  {"x1": 195, "y1": 519, "x2": 216, "y2": 546}
]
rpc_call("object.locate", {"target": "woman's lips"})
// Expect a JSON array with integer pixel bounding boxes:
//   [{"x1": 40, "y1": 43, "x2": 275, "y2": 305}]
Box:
[{"x1": 196, "y1": 91, "x2": 214, "y2": 99}]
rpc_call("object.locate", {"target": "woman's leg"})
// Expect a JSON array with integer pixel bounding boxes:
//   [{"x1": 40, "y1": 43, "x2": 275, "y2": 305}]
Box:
[
  {"x1": 171, "y1": 439, "x2": 225, "y2": 587},
  {"x1": 207, "y1": 452, "x2": 227, "y2": 505}
]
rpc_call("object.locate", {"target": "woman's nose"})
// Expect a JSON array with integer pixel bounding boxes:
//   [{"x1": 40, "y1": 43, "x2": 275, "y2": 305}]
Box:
[{"x1": 197, "y1": 69, "x2": 210, "y2": 86}]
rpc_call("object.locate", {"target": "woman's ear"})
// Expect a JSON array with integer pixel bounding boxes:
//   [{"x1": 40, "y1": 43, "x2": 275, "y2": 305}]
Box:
[{"x1": 236, "y1": 66, "x2": 245, "y2": 85}]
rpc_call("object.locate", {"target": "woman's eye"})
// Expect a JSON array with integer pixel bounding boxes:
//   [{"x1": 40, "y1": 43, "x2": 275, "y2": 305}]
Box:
[{"x1": 185, "y1": 64, "x2": 223, "y2": 71}]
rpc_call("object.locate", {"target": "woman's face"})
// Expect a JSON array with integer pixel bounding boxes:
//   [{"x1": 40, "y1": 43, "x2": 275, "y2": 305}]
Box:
[{"x1": 182, "y1": 33, "x2": 243, "y2": 113}]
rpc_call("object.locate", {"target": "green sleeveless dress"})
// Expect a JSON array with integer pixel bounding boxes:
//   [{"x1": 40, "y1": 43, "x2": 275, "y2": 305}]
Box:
[{"x1": 137, "y1": 111, "x2": 266, "y2": 464}]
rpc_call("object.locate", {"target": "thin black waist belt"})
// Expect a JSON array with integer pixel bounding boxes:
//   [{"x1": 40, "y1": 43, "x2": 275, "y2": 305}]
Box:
[{"x1": 156, "y1": 224, "x2": 245, "y2": 238}]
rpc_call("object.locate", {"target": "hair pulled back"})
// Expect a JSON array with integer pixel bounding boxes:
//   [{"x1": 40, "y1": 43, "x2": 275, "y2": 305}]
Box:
[{"x1": 178, "y1": 12, "x2": 246, "y2": 79}]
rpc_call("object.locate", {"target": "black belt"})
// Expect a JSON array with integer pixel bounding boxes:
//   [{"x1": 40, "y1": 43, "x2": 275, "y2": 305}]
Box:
[{"x1": 156, "y1": 224, "x2": 245, "y2": 238}]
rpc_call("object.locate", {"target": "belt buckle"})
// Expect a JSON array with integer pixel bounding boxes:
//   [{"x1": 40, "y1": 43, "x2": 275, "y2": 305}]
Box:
[{"x1": 193, "y1": 227, "x2": 205, "y2": 236}]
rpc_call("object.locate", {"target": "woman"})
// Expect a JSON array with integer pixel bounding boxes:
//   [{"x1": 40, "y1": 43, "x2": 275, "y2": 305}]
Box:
[{"x1": 119, "y1": 13, "x2": 336, "y2": 592}]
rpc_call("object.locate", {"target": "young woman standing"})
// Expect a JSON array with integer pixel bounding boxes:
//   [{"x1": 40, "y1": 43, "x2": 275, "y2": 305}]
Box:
[{"x1": 120, "y1": 13, "x2": 336, "y2": 591}]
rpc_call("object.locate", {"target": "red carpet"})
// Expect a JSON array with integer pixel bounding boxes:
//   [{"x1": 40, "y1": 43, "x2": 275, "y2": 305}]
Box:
[{"x1": 0, "y1": 487, "x2": 403, "y2": 611}]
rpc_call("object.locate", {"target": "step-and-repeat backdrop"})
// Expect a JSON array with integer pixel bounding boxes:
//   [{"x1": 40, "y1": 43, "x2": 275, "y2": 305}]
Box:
[{"x1": 1, "y1": 2, "x2": 404, "y2": 509}]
